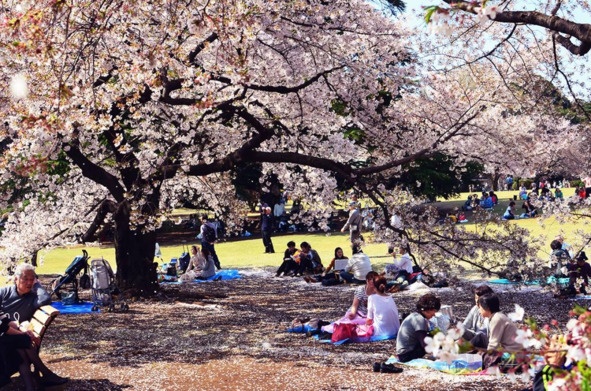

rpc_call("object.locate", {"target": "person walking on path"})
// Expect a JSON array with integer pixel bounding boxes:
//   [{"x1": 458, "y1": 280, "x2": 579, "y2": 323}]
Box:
[
  {"x1": 200, "y1": 214, "x2": 222, "y2": 270},
  {"x1": 341, "y1": 201, "x2": 362, "y2": 245}
]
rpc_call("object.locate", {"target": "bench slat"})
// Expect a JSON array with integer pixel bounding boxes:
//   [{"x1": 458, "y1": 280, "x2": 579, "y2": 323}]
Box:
[
  {"x1": 39, "y1": 305, "x2": 60, "y2": 318},
  {"x1": 30, "y1": 318, "x2": 46, "y2": 337},
  {"x1": 32, "y1": 310, "x2": 52, "y2": 326}
]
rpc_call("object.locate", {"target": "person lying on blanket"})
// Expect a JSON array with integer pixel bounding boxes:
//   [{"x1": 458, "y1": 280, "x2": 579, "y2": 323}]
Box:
[
  {"x1": 396, "y1": 294, "x2": 441, "y2": 362},
  {"x1": 461, "y1": 285, "x2": 493, "y2": 349}
]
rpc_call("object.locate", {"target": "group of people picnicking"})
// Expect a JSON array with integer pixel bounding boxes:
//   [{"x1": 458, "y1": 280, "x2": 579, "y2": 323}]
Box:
[
  {"x1": 282, "y1": 217, "x2": 589, "y2": 388},
  {"x1": 292, "y1": 262, "x2": 573, "y2": 388},
  {"x1": 294, "y1": 266, "x2": 532, "y2": 368},
  {"x1": 160, "y1": 214, "x2": 223, "y2": 282},
  {"x1": 0, "y1": 264, "x2": 69, "y2": 390}
]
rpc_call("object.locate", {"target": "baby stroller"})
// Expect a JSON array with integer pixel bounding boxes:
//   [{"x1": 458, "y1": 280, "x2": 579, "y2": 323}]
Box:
[
  {"x1": 90, "y1": 257, "x2": 129, "y2": 312},
  {"x1": 50, "y1": 249, "x2": 90, "y2": 304}
]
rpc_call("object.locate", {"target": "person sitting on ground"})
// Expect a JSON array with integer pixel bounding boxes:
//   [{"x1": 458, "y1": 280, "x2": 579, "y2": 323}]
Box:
[
  {"x1": 385, "y1": 245, "x2": 414, "y2": 291},
  {"x1": 480, "y1": 192, "x2": 494, "y2": 209},
  {"x1": 554, "y1": 235, "x2": 573, "y2": 257},
  {"x1": 471, "y1": 194, "x2": 480, "y2": 208},
  {"x1": 567, "y1": 251, "x2": 591, "y2": 295},
  {"x1": 531, "y1": 334, "x2": 569, "y2": 391},
  {"x1": 186, "y1": 247, "x2": 216, "y2": 279},
  {"x1": 457, "y1": 211, "x2": 467, "y2": 223},
  {"x1": 462, "y1": 285, "x2": 494, "y2": 349},
  {"x1": 305, "y1": 247, "x2": 349, "y2": 284},
  {"x1": 324, "y1": 247, "x2": 349, "y2": 275},
  {"x1": 366, "y1": 274, "x2": 400, "y2": 339},
  {"x1": 396, "y1": 294, "x2": 441, "y2": 362},
  {"x1": 276, "y1": 241, "x2": 299, "y2": 277},
  {"x1": 489, "y1": 191, "x2": 498, "y2": 205},
  {"x1": 0, "y1": 264, "x2": 51, "y2": 325},
  {"x1": 446, "y1": 212, "x2": 457, "y2": 224},
  {"x1": 550, "y1": 239, "x2": 571, "y2": 277},
  {"x1": 503, "y1": 201, "x2": 516, "y2": 220},
  {"x1": 339, "y1": 245, "x2": 372, "y2": 284},
  {"x1": 477, "y1": 293, "x2": 523, "y2": 368},
  {"x1": 463, "y1": 195, "x2": 473, "y2": 211},
  {"x1": 521, "y1": 199, "x2": 537, "y2": 218},
  {"x1": 294, "y1": 242, "x2": 323, "y2": 276},
  {"x1": 315, "y1": 271, "x2": 379, "y2": 337}
]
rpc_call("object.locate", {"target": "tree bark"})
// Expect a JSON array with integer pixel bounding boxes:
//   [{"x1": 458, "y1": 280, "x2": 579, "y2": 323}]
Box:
[{"x1": 112, "y1": 201, "x2": 159, "y2": 295}]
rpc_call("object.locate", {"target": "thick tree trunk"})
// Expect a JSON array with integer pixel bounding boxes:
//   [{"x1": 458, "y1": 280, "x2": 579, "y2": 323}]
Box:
[{"x1": 112, "y1": 202, "x2": 159, "y2": 296}]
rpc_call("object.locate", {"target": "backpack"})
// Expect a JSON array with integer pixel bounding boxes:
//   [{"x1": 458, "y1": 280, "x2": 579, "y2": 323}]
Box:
[{"x1": 202, "y1": 224, "x2": 216, "y2": 243}]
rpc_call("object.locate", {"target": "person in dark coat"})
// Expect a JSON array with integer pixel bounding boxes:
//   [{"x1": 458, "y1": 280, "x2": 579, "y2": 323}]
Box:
[{"x1": 261, "y1": 206, "x2": 275, "y2": 253}]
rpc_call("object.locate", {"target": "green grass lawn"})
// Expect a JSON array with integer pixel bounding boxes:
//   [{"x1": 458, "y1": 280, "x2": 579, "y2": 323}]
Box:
[
  {"x1": 34, "y1": 232, "x2": 389, "y2": 275},
  {"x1": 28, "y1": 186, "x2": 588, "y2": 276}
]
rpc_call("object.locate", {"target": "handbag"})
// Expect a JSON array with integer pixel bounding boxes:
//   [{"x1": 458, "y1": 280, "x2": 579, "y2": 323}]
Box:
[{"x1": 331, "y1": 322, "x2": 357, "y2": 342}]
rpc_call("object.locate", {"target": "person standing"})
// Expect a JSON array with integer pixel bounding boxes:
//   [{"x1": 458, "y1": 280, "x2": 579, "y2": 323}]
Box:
[
  {"x1": 200, "y1": 214, "x2": 221, "y2": 270},
  {"x1": 341, "y1": 201, "x2": 362, "y2": 245},
  {"x1": 261, "y1": 206, "x2": 275, "y2": 254}
]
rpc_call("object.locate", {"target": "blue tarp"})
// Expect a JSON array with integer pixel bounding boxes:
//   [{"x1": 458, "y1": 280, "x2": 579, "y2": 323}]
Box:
[
  {"x1": 160, "y1": 269, "x2": 241, "y2": 284},
  {"x1": 489, "y1": 277, "x2": 569, "y2": 285},
  {"x1": 52, "y1": 301, "x2": 97, "y2": 314}
]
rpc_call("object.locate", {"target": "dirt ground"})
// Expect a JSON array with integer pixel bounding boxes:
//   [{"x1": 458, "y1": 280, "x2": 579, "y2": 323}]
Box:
[{"x1": 3, "y1": 269, "x2": 582, "y2": 391}]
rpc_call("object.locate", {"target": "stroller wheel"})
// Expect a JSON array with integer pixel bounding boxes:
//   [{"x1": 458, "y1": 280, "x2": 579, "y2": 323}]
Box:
[{"x1": 91, "y1": 305, "x2": 98, "y2": 312}]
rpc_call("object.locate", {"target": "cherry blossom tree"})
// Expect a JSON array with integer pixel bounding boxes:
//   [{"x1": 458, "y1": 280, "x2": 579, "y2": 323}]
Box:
[{"x1": 0, "y1": 0, "x2": 582, "y2": 294}]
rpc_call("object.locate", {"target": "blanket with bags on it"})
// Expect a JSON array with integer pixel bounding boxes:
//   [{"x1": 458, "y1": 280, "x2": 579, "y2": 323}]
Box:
[
  {"x1": 386, "y1": 354, "x2": 483, "y2": 375},
  {"x1": 287, "y1": 312, "x2": 397, "y2": 345}
]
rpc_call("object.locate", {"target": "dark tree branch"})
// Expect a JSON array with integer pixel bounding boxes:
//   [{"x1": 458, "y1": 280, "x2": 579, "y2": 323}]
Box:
[
  {"x1": 64, "y1": 131, "x2": 125, "y2": 202},
  {"x1": 444, "y1": 0, "x2": 591, "y2": 55},
  {"x1": 80, "y1": 199, "x2": 118, "y2": 243}
]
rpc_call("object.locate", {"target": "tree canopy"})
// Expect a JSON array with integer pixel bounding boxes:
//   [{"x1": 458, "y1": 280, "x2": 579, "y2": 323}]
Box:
[{"x1": 0, "y1": 0, "x2": 585, "y2": 292}]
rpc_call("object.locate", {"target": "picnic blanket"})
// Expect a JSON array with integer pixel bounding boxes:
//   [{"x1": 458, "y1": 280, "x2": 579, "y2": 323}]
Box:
[
  {"x1": 489, "y1": 277, "x2": 569, "y2": 285},
  {"x1": 52, "y1": 301, "x2": 96, "y2": 314},
  {"x1": 160, "y1": 269, "x2": 241, "y2": 284},
  {"x1": 386, "y1": 355, "x2": 483, "y2": 375},
  {"x1": 287, "y1": 322, "x2": 395, "y2": 344},
  {"x1": 569, "y1": 295, "x2": 591, "y2": 300},
  {"x1": 315, "y1": 333, "x2": 396, "y2": 345}
]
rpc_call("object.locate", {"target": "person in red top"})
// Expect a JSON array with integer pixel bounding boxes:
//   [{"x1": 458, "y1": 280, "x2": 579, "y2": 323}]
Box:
[{"x1": 568, "y1": 251, "x2": 591, "y2": 294}]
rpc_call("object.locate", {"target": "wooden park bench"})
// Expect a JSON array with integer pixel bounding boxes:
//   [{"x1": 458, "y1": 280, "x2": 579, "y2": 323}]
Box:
[{"x1": 19, "y1": 305, "x2": 60, "y2": 352}]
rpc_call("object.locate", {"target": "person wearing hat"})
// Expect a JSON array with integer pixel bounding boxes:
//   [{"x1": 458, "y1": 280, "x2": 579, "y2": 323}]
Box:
[
  {"x1": 568, "y1": 251, "x2": 591, "y2": 294},
  {"x1": 341, "y1": 201, "x2": 362, "y2": 245}
]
